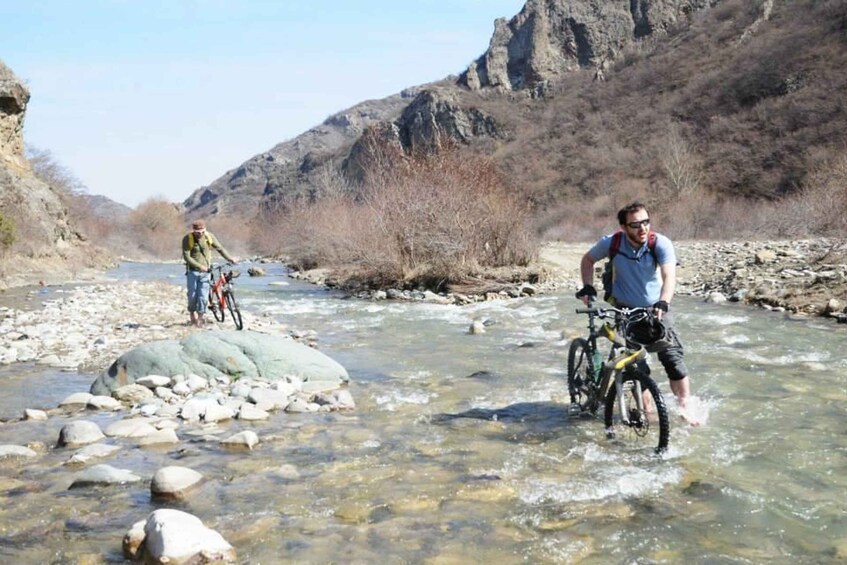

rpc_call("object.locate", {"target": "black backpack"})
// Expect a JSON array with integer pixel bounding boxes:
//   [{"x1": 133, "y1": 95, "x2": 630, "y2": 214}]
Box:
[{"x1": 601, "y1": 230, "x2": 658, "y2": 302}]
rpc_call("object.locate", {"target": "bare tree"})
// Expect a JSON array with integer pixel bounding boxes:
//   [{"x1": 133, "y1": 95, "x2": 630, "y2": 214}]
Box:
[{"x1": 659, "y1": 122, "x2": 704, "y2": 199}]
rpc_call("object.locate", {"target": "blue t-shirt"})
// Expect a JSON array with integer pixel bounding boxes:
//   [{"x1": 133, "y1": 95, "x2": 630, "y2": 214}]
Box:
[{"x1": 588, "y1": 232, "x2": 676, "y2": 307}]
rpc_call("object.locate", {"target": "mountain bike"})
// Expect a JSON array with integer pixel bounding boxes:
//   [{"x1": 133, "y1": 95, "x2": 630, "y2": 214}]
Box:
[
  {"x1": 567, "y1": 303, "x2": 670, "y2": 454},
  {"x1": 208, "y1": 263, "x2": 243, "y2": 330}
]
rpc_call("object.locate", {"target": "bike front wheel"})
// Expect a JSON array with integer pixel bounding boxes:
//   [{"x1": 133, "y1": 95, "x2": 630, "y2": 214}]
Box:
[
  {"x1": 226, "y1": 290, "x2": 243, "y2": 330},
  {"x1": 209, "y1": 289, "x2": 225, "y2": 322},
  {"x1": 567, "y1": 337, "x2": 596, "y2": 411},
  {"x1": 603, "y1": 372, "x2": 669, "y2": 454}
]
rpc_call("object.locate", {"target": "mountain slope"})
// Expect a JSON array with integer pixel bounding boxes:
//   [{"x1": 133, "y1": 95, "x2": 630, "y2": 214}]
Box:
[{"x1": 184, "y1": 0, "x2": 847, "y2": 241}]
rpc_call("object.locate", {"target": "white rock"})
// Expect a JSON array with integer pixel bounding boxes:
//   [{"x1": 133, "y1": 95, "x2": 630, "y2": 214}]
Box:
[
  {"x1": 202, "y1": 403, "x2": 235, "y2": 423},
  {"x1": 136, "y1": 428, "x2": 179, "y2": 446},
  {"x1": 65, "y1": 443, "x2": 121, "y2": 465},
  {"x1": 221, "y1": 430, "x2": 259, "y2": 449},
  {"x1": 136, "y1": 375, "x2": 173, "y2": 388},
  {"x1": 185, "y1": 374, "x2": 208, "y2": 392},
  {"x1": 150, "y1": 466, "x2": 204, "y2": 498},
  {"x1": 59, "y1": 392, "x2": 93, "y2": 406},
  {"x1": 105, "y1": 419, "x2": 158, "y2": 438},
  {"x1": 172, "y1": 382, "x2": 191, "y2": 396},
  {"x1": 237, "y1": 403, "x2": 270, "y2": 421},
  {"x1": 70, "y1": 464, "x2": 142, "y2": 488},
  {"x1": 58, "y1": 420, "x2": 105, "y2": 447},
  {"x1": 87, "y1": 395, "x2": 122, "y2": 411},
  {"x1": 0, "y1": 444, "x2": 38, "y2": 459},
  {"x1": 140, "y1": 509, "x2": 235, "y2": 564},
  {"x1": 23, "y1": 408, "x2": 48, "y2": 421}
]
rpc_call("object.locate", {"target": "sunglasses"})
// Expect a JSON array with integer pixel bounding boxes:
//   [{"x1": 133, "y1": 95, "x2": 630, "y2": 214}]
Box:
[{"x1": 627, "y1": 219, "x2": 650, "y2": 229}]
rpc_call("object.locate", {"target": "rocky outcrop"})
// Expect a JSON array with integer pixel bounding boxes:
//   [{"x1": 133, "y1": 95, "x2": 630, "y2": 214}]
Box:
[
  {"x1": 0, "y1": 60, "x2": 30, "y2": 174},
  {"x1": 0, "y1": 60, "x2": 113, "y2": 288},
  {"x1": 460, "y1": 0, "x2": 717, "y2": 91},
  {"x1": 342, "y1": 87, "x2": 502, "y2": 182}
]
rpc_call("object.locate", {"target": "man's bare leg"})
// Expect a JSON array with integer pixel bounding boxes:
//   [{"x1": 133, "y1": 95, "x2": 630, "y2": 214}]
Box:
[
  {"x1": 670, "y1": 377, "x2": 703, "y2": 426},
  {"x1": 189, "y1": 311, "x2": 198, "y2": 327}
]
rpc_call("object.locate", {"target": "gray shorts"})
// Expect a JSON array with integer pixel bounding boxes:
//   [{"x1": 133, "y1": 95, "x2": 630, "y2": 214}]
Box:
[{"x1": 655, "y1": 310, "x2": 688, "y2": 381}]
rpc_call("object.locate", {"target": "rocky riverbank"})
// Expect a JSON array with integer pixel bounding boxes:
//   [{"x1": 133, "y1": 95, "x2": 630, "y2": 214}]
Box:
[{"x1": 539, "y1": 238, "x2": 847, "y2": 321}]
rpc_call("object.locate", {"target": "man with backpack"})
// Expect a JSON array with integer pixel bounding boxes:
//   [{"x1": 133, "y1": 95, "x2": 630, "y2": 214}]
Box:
[
  {"x1": 182, "y1": 219, "x2": 238, "y2": 327},
  {"x1": 575, "y1": 202, "x2": 701, "y2": 425}
]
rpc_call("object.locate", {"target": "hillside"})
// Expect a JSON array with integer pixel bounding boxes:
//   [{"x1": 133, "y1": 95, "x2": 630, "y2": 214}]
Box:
[{"x1": 183, "y1": 0, "x2": 847, "y2": 242}]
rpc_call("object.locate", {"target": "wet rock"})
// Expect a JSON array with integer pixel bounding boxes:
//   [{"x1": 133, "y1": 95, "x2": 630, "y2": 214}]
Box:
[
  {"x1": 69, "y1": 463, "x2": 142, "y2": 488},
  {"x1": 0, "y1": 444, "x2": 38, "y2": 459},
  {"x1": 105, "y1": 419, "x2": 158, "y2": 438},
  {"x1": 65, "y1": 443, "x2": 121, "y2": 465},
  {"x1": 151, "y1": 466, "x2": 204, "y2": 499},
  {"x1": 469, "y1": 320, "x2": 486, "y2": 334},
  {"x1": 221, "y1": 430, "x2": 259, "y2": 449},
  {"x1": 58, "y1": 420, "x2": 105, "y2": 447}
]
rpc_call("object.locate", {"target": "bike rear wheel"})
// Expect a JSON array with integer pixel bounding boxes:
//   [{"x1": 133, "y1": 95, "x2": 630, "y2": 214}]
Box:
[
  {"x1": 209, "y1": 288, "x2": 225, "y2": 322},
  {"x1": 226, "y1": 290, "x2": 243, "y2": 330},
  {"x1": 567, "y1": 338, "x2": 596, "y2": 411},
  {"x1": 603, "y1": 371, "x2": 669, "y2": 454}
]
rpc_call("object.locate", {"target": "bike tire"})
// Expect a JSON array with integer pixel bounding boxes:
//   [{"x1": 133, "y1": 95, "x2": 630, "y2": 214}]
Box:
[
  {"x1": 567, "y1": 338, "x2": 595, "y2": 411},
  {"x1": 226, "y1": 290, "x2": 243, "y2": 330},
  {"x1": 209, "y1": 289, "x2": 225, "y2": 322},
  {"x1": 603, "y1": 371, "x2": 670, "y2": 454}
]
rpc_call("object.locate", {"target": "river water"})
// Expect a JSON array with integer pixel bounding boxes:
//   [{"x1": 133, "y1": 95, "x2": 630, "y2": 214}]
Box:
[{"x1": 1, "y1": 262, "x2": 845, "y2": 563}]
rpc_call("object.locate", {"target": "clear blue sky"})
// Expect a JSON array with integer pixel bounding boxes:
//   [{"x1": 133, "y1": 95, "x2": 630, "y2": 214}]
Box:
[{"x1": 1, "y1": 0, "x2": 525, "y2": 208}]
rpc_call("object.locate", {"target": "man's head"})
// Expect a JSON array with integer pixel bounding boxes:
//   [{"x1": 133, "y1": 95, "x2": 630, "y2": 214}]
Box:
[
  {"x1": 617, "y1": 202, "x2": 650, "y2": 245},
  {"x1": 191, "y1": 219, "x2": 206, "y2": 234}
]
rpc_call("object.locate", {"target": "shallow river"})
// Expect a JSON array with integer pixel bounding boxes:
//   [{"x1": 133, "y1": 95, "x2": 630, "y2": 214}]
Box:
[{"x1": 1, "y1": 262, "x2": 846, "y2": 563}]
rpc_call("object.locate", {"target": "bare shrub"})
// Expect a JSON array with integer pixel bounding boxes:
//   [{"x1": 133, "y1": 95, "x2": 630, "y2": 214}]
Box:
[
  {"x1": 265, "y1": 140, "x2": 537, "y2": 290},
  {"x1": 129, "y1": 198, "x2": 184, "y2": 259}
]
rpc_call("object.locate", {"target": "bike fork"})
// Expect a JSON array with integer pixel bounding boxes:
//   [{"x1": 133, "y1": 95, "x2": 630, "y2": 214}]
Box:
[{"x1": 616, "y1": 374, "x2": 644, "y2": 425}]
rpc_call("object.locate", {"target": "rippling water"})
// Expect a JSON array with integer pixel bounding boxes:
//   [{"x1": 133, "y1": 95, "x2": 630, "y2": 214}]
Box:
[{"x1": 1, "y1": 262, "x2": 846, "y2": 563}]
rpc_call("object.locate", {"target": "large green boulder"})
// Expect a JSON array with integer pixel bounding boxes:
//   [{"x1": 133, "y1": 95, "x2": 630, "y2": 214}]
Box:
[{"x1": 90, "y1": 331, "x2": 348, "y2": 396}]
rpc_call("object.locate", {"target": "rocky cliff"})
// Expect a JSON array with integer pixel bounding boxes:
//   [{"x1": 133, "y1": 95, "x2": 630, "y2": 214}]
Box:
[
  {"x1": 0, "y1": 60, "x2": 112, "y2": 288},
  {"x1": 460, "y1": 0, "x2": 715, "y2": 91}
]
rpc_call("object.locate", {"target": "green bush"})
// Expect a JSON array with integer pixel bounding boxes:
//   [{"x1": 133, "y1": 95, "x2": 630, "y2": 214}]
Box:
[{"x1": 0, "y1": 210, "x2": 16, "y2": 250}]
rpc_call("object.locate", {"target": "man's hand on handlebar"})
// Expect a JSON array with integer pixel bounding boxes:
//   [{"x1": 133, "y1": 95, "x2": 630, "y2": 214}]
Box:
[{"x1": 575, "y1": 284, "x2": 597, "y2": 306}]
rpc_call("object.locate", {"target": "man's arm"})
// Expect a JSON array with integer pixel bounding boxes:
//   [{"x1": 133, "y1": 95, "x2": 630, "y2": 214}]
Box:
[
  {"x1": 577, "y1": 251, "x2": 598, "y2": 305},
  {"x1": 580, "y1": 252, "x2": 596, "y2": 288},
  {"x1": 210, "y1": 236, "x2": 238, "y2": 264},
  {"x1": 655, "y1": 262, "x2": 676, "y2": 319}
]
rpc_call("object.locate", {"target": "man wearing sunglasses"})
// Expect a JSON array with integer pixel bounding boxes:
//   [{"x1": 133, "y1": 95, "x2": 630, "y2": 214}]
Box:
[{"x1": 576, "y1": 201, "x2": 700, "y2": 425}]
